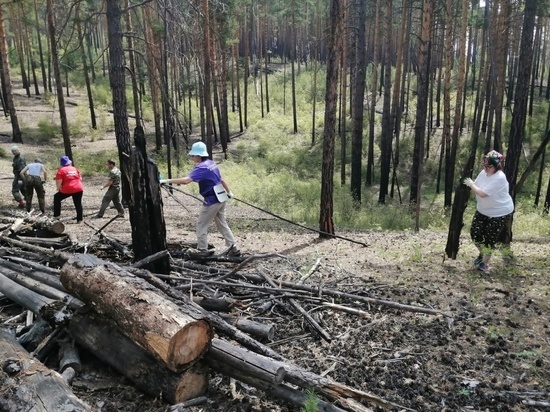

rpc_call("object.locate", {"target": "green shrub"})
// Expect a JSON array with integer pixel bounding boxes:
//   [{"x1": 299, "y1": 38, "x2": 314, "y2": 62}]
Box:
[{"x1": 37, "y1": 117, "x2": 60, "y2": 140}]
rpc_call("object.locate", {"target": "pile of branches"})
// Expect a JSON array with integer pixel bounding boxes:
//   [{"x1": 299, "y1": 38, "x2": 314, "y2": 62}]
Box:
[{"x1": 0, "y1": 213, "x2": 450, "y2": 411}]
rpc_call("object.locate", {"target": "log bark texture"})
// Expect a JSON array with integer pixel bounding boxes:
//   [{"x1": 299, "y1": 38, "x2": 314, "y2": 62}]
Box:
[
  {"x1": 0, "y1": 330, "x2": 91, "y2": 411},
  {"x1": 60, "y1": 255, "x2": 212, "y2": 371},
  {"x1": 68, "y1": 312, "x2": 208, "y2": 404},
  {"x1": 208, "y1": 338, "x2": 285, "y2": 384}
]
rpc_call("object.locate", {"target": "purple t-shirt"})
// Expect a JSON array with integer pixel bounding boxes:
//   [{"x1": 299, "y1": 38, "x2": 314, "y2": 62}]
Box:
[{"x1": 189, "y1": 160, "x2": 222, "y2": 205}]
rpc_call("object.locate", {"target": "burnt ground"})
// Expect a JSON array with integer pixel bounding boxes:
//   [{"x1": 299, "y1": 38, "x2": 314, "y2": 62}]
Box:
[{"x1": 0, "y1": 92, "x2": 549, "y2": 411}]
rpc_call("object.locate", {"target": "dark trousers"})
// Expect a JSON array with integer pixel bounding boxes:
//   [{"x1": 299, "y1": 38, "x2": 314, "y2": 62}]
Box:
[
  {"x1": 98, "y1": 187, "x2": 124, "y2": 216},
  {"x1": 54, "y1": 191, "x2": 83, "y2": 222},
  {"x1": 24, "y1": 176, "x2": 46, "y2": 212},
  {"x1": 11, "y1": 176, "x2": 24, "y2": 202}
]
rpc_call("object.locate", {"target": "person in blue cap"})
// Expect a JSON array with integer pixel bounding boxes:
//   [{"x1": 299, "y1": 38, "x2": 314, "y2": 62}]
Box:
[
  {"x1": 160, "y1": 141, "x2": 240, "y2": 257},
  {"x1": 463, "y1": 150, "x2": 514, "y2": 271}
]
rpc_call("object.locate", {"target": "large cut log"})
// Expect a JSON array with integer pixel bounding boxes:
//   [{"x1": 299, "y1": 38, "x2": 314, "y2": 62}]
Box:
[
  {"x1": 68, "y1": 311, "x2": 208, "y2": 404},
  {"x1": 0, "y1": 330, "x2": 91, "y2": 411},
  {"x1": 60, "y1": 254, "x2": 212, "y2": 371}
]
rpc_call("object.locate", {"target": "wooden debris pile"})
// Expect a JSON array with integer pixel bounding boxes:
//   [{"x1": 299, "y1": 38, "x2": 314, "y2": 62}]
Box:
[{"x1": 0, "y1": 213, "x2": 450, "y2": 411}]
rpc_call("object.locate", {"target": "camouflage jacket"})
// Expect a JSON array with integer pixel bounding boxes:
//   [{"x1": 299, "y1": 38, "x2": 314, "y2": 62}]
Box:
[{"x1": 12, "y1": 154, "x2": 26, "y2": 176}]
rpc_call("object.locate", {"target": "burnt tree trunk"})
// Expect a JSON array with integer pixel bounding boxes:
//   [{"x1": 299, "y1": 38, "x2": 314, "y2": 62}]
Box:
[
  {"x1": 0, "y1": 330, "x2": 91, "y2": 411},
  {"x1": 106, "y1": 0, "x2": 169, "y2": 273}
]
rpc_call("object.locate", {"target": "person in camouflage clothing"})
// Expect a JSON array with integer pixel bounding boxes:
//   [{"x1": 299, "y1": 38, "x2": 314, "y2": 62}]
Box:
[
  {"x1": 93, "y1": 159, "x2": 124, "y2": 218},
  {"x1": 10, "y1": 145, "x2": 26, "y2": 208}
]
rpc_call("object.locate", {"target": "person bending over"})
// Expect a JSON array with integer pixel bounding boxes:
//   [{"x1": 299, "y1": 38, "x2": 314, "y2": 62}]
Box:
[{"x1": 54, "y1": 156, "x2": 84, "y2": 223}]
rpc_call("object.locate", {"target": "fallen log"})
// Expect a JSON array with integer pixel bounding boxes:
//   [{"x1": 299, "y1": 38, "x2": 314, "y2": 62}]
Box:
[
  {"x1": 0, "y1": 257, "x2": 65, "y2": 291},
  {"x1": 213, "y1": 360, "x2": 348, "y2": 412},
  {"x1": 219, "y1": 316, "x2": 275, "y2": 341},
  {"x1": 137, "y1": 270, "x2": 408, "y2": 410},
  {"x1": 60, "y1": 255, "x2": 212, "y2": 371},
  {"x1": 0, "y1": 272, "x2": 72, "y2": 325},
  {"x1": 208, "y1": 338, "x2": 285, "y2": 384},
  {"x1": 15, "y1": 235, "x2": 69, "y2": 249},
  {"x1": 17, "y1": 318, "x2": 52, "y2": 351},
  {"x1": 0, "y1": 264, "x2": 82, "y2": 307},
  {"x1": 260, "y1": 271, "x2": 332, "y2": 342},
  {"x1": 0, "y1": 330, "x2": 91, "y2": 411},
  {"x1": 1, "y1": 215, "x2": 65, "y2": 235},
  {"x1": 0, "y1": 272, "x2": 54, "y2": 315},
  {"x1": 59, "y1": 338, "x2": 81, "y2": 373},
  {"x1": 68, "y1": 312, "x2": 208, "y2": 404}
]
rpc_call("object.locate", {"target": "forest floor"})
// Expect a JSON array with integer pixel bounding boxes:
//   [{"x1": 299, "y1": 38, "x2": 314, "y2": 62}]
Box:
[{"x1": 0, "y1": 90, "x2": 549, "y2": 411}]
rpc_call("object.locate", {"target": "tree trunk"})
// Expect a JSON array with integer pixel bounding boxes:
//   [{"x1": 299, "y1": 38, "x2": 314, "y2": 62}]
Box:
[
  {"x1": 506, "y1": 0, "x2": 536, "y2": 199},
  {"x1": 0, "y1": 4, "x2": 22, "y2": 143},
  {"x1": 409, "y1": 0, "x2": 433, "y2": 224},
  {"x1": 378, "y1": 0, "x2": 393, "y2": 204},
  {"x1": 124, "y1": 0, "x2": 141, "y2": 128},
  {"x1": 106, "y1": 0, "x2": 169, "y2": 273},
  {"x1": 366, "y1": 0, "x2": 380, "y2": 186},
  {"x1": 0, "y1": 330, "x2": 91, "y2": 412},
  {"x1": 60, "y1": 255, "x2": 212, "y2": 371},
  {"x1": 47, "y1": 0, "x2": 72, "y2": 158},
  {"x1": 143, "y1": 3, "x2": 162, "y2": 152},
  {"x1": 350, "y1": 0, "x2": 366, "y2": 203},
  {"x1": 319, "y1": 0, "x2": 341, "y2": 237},
  {"x1": 76, "y1": 6, "x2": 96, "y2": 129},
  {"x1": 33, "y1": 0, "x2": 48, "y2": 93}
]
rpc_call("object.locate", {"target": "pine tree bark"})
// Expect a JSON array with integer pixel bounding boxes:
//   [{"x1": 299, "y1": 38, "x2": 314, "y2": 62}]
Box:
[
  {"x1": 106, "y1": 0, "x2": 169, "y2": 274},
  {"x1": 506, "y1": 0, "x2": 536, "y2": 199},
  {"x1": 46, "y1": 0, "x2": 72, "y2": 158},
  {"x1": 0, "y1": 4, "x2": 22, "y2": 143},
  {"x1": 319, "y1": 0, "x2": 341, "y2": 237},
  {"x1": 350, "y1": 0, "x2": 366, "y2": 203}
]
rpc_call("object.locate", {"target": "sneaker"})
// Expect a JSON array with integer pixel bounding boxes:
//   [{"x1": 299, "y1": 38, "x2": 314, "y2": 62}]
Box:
[
  {"x1": 473, "y1": 255, "x2": 483, "y2": 266},
  {"x1": 92, "y1": 214, "x2": 103, "y2": 219},
  {"x1": 226, "y1": 245, "x2": 241, "y2": 257},
  {"x1": 477, "y1": 262, "x2": 489, "y2": 272}
]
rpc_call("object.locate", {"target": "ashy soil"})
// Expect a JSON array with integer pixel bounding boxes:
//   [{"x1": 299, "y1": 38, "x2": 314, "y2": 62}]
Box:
[{"x1": 0, "y1": 90, "x2": 549, "y2": 411}]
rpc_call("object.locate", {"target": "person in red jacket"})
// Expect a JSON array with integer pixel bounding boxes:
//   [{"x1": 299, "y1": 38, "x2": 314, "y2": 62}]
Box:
[{"x1": 54, "y1": 155, "x2": 84, "y2": 223}]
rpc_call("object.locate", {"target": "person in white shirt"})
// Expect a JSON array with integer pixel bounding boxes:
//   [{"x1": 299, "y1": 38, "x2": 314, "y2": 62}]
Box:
[
  {"x1": 463, "y1": 150, "x2": 514, "y2": 271},
  {"x1": 20, "y1": 158, "x2": 48, "y2": 214}
]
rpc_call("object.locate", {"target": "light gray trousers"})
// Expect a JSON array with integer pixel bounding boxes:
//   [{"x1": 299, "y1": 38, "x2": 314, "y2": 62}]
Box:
[{"x1": 196, "y1": 201, "x2": 235, "y2": 250}]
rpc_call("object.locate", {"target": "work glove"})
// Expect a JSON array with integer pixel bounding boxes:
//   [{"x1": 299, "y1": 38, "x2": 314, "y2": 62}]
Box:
[
  {"x1": 159, "y1": 179, "x2": 168, "y2": 184},
  {"x1": 227, "y1": 191, "x2": 234, "y2": 198},
  {"x1": 463, "y1": 178, "x2": 474, "y2": 188}
]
